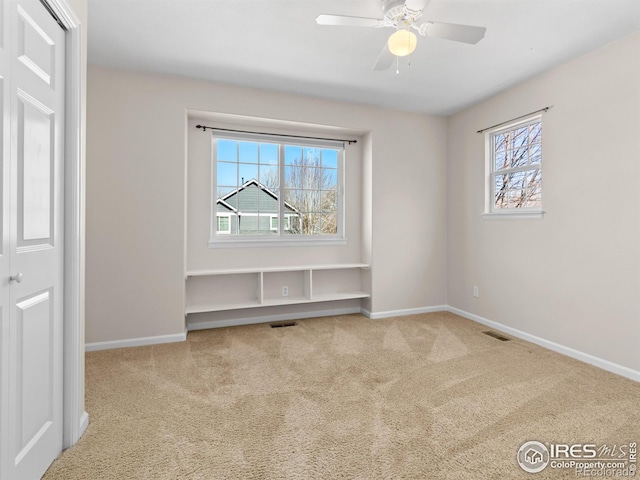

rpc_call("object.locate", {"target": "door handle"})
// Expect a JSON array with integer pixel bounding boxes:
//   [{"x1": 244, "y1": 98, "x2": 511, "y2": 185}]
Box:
[{"x1": 9, "y1": 273, "x2": 23, "y2": 284}]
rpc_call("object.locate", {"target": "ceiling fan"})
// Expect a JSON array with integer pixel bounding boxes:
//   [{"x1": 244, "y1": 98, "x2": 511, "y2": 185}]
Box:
[{"x1": 316, "y1": 0, "x2": 486, "y2": 71}]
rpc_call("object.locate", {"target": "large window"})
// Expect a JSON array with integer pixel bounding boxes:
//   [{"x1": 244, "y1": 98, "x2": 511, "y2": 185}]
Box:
[
  {"x1": 488, "y1": 117, "x2": 542, "y2": 213},
  {"x1": 211, "y1": 131, "x2": 344, "y2": 245}
]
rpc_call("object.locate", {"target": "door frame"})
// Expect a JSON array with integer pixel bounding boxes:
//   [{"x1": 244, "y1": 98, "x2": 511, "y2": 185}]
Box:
[{"x1": 40, "y1": 0, "x2": 87, "y2": 449}]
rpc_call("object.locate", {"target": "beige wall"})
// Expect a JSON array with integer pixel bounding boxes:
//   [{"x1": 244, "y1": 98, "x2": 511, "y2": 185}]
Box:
[
  {"x1": 86, "y1": 67, "x2": 448, "y2": 343},
  {"x1": 447, "y1": 32, "x2": 640, "y2": 372}
]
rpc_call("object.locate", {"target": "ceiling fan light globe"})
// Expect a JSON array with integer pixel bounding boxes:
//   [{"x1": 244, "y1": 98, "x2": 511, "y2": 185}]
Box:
[{"x1": 388, "y1": 29, "x2": 417, "y2": 56}]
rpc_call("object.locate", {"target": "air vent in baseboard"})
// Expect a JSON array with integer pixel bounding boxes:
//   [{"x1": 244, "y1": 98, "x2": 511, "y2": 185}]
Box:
[
  {"x1": 483, "y1": 331, "x2": 511, "y2": 341},
  {"x1": 270, "y1": 322, "x2": 298, "y2": 328}
]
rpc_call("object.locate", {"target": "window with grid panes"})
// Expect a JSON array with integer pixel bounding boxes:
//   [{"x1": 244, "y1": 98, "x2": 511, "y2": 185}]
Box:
[
  {"x1": 489, "y1": 117, "x2": 542, "y2": 212},
  {"x1": 211, "y1": 131, "x2": 344, "y2": 245}
]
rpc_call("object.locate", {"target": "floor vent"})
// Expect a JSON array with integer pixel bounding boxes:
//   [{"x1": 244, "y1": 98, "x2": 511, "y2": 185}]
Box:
[
  {"x1": 483, "y1": 331, "x2": 511, "y2": 341},
  {"x1": 270, "y1": 322, "x2": 298, "y2": 328}
]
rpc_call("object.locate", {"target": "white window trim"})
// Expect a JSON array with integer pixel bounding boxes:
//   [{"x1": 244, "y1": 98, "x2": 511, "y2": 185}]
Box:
[
  {"x1": 482, "y1": 211, "x2": 545, "y2": 220},
  {"x1": 484, "y1": 115, "x2": 545, "y2": 218},
  {"x1": 209, "y1": 130, "x2": 345, "y2": 247},
  {"x1": 209, "y1": 236, "x2": 347, "y2": 249}
]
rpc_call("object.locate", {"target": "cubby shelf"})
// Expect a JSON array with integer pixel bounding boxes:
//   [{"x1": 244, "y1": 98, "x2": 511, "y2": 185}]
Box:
[{"x1": 185, "y1": 264, "x2": 370, "y2": 315}]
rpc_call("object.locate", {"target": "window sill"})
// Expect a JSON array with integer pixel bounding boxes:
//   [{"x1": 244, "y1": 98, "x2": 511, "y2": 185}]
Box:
[
  {"x1": 482, "y1": 211, "x2": 545, "y2": 220},
  {"x1": 208, "y1": 237, "x2": 347, "y2": 248}
]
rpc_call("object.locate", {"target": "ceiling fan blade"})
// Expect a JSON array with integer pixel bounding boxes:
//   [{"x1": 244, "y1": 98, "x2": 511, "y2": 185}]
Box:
[
  {"x1": 316, "y1": 14, "x2": 383, "y2": 27},
  {"x1": 421, "y1": 21, "x2": 486, "y2": 44},
  {"x1": 373, "y1": 43, "x2": 394, "y2": 71},
  {"x1": 405, "y1": 0, "x2": 432, "y2": 13}
]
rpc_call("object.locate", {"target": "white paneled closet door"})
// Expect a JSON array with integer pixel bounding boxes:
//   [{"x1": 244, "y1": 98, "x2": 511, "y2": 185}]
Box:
[
  {"x1": 1, "y1": 0, "x2": 65, "y2": 478},
  {"x1": 0, "y1": 1, "x2": 10, "y2": 474}
]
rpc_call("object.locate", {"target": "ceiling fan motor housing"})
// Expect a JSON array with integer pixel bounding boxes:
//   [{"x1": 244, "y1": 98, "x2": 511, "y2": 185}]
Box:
[
  {"x1": 381, "y1": 0, "x2": 406, "y2": 20},
  {"x1": 381, "y1": 0, "x2": 423, "y2": 26}
]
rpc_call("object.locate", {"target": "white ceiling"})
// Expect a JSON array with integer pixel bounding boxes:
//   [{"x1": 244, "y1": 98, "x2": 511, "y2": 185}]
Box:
[{"x1": 88, "y1": 0, "x2": 640, "y2": 115}]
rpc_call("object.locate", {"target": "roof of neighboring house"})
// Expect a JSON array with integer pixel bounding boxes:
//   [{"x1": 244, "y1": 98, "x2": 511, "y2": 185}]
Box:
[{"x1": 217, "y1": 178, "x2": 299, "y2": 214}]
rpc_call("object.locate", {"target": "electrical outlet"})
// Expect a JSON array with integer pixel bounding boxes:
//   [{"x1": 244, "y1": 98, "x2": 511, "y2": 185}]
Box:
[
  {"x1": 473, "y1": 286, "x2": 479, "y2": 298},
  {"x1": 282, "y1": 286, "x2": 288, "y2": 297}
]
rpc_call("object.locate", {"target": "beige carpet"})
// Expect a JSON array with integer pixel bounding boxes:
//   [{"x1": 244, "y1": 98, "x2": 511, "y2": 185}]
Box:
[{"x1": 44, "y1": 312, "x2": 640, "y2": 479}]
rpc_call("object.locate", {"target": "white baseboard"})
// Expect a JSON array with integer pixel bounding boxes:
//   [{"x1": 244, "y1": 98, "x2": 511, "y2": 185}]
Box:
[
  {"x1": 85, "y1": 331, "x2": 187, "y2": 352},
  {"x1": 361, "y1": 305, "x2": 448, "y2": 320},
  {"x1": 447, "y1": 306, "x2": 640, "y2": 383},
  {"x1": 187, "y1": 307, "x2": 362, "y2": 331}
]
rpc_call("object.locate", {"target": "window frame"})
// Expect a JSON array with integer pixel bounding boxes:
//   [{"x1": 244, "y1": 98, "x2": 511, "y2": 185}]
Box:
[
  {"x1": 209, "y1": 130, "x2": 346, "y2": 247},
  {"x1": 484, "y1": 115, "x2": 544, "y2": 219}
]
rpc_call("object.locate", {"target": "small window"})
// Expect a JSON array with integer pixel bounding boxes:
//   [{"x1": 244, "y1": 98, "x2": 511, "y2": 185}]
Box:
[
  {"x1": 216, "y1": 214, "x2": 231, "y2": 234},
  {"x1": 488, "y1": 117, "x2": 542, "y2": 213},
  {"x1": 270, "y1": 215, "x2": 291, "y2": 232}
]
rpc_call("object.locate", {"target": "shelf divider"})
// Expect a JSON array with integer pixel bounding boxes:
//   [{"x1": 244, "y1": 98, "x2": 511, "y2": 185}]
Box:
[{"x1": 304, "y1": 269, "x2": 312, "y2": 301}]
